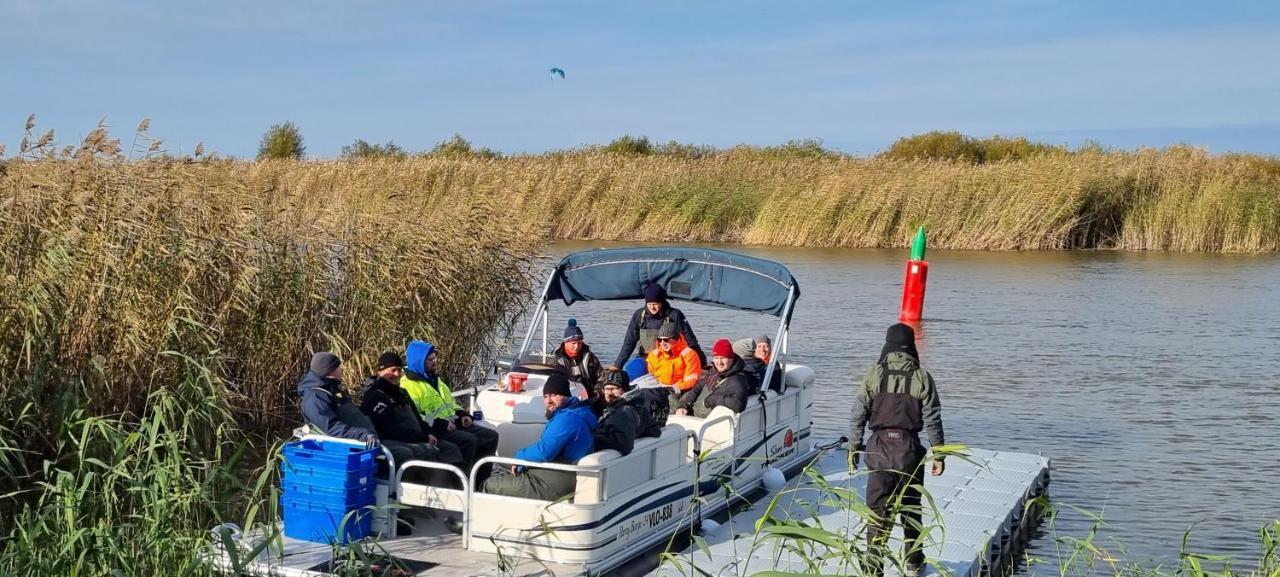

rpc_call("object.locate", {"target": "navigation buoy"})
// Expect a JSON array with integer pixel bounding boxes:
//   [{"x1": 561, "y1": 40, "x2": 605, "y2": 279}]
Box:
[
  {"x1": 762, "y1": 467, "x2": 785, "y2": 491},
  {"x1": 899, "y1": 226, "x2": 929, "y2": 322}
]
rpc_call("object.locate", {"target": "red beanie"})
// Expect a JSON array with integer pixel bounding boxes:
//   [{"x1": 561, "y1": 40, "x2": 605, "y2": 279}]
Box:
[{"x1": 711, "y1": 339, "x2": 734, "y2": 358}]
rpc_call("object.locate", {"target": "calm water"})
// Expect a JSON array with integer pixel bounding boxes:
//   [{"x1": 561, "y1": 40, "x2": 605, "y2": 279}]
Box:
[{"x1": 526, "y1": 240, "x2": 1280, "y2": 572}]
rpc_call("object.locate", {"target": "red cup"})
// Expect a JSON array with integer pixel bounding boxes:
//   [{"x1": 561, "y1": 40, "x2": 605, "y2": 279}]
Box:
[{"x1": 508, "y1": 372, "x2": 528, "y2": 393}]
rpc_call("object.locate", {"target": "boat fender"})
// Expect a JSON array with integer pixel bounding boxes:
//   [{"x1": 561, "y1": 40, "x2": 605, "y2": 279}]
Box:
[
  {"x1": 700, "y1": 519, "x2": 721, "y2": 533},
  {"x1": 209, "y1": 522, "x2": 242, "y2": 547},
  {"x1": 762, "y1": 467, "x2": 786, "y2": 491}
]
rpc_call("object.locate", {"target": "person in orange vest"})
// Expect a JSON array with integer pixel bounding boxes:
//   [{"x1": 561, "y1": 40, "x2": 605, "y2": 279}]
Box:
[{"x1": 645, "y1": 321, "x2": 702, "y2": 400}]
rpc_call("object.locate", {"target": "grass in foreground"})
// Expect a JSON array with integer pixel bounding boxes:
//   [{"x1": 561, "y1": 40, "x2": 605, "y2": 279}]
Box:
[{"x1": 0, "y1": 124, "x2": 540, "y2": 574}]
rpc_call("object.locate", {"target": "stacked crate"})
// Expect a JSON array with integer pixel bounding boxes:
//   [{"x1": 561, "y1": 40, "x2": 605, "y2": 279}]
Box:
[{"x1": 281, "y1": 438, "x2": 378, "y2": 544}]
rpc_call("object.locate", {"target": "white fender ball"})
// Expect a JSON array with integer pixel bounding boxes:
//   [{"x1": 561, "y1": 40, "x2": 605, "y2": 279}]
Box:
[
  {"x1": 700, "y1": 519, "x2": 721, "y2": 532},
  {"x1": 762, "y1": 467, "x2": 786, "y2": 491}
]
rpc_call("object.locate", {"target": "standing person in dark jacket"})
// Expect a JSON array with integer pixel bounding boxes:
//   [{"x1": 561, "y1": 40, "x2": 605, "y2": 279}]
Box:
[
  {"x1": 552, "y1": 319, "x2": 603, "y2": 398},
  {"x1": 674, "y1": 339, "x2": 751, "y2": 418},
  {"x1": 592, "y1": 369, "x2": 640, "y2": 456},
  {"x1": 360, "y1": 351, "x2": 466, "y2": 473},
  {"x1": 297, "y1": 352, "x2": 378, "y2": 448},
  {"x1": 849, "y1": 323, "x2": 946, "y2": 577},
  {"x1": 613, "y1": 283, "x2": 704, "y2": 368}
]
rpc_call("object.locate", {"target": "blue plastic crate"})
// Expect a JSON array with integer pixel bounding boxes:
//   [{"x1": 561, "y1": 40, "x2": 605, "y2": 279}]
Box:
[
  {"x1": 282, "y1": 478, "x2": 376, "y2": 509},
  {"x1": 282, "y1": 497, "x2": 374, "y2": 544},
  {"x1": 281, "y1": 461, "x2": 377, "y2": 489},
  {"x1": 281, "y1": 439, "x2": 379, "y2": 489},
  {"x1": 283, "y1": 438, "x2": 378, "y2": 471}
]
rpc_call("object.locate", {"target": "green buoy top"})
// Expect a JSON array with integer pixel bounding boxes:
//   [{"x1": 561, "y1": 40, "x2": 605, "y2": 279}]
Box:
[{"x1": 910, "y1": 226, "x2": 926, "y2": 261}]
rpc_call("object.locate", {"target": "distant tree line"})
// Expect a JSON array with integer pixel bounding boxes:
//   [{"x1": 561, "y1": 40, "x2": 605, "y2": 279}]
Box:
[{"x1": 250, "y1": 122, "x2": 1160, "y2": 163}]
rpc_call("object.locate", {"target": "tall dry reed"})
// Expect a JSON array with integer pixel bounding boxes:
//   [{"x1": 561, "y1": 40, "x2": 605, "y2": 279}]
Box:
[
  {"x1": 0, "y1": 123, "x2": 542, "y2": 574},
  {"x1": 303, "y1": 146, "x2": 1279, "y2": 252}
]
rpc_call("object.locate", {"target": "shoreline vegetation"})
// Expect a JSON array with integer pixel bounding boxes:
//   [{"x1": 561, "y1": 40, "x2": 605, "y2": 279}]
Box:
[
  {"x1": 1, "y1": 120, "x2": 1278, "y2": 574},
  {"x1": 5, "y1": 123, "x2": 1279, "y2": 254}
]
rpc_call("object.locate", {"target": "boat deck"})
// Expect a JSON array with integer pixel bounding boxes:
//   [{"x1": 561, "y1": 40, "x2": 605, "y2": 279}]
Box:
[
  {"x1": 209, "y1": 508, "x2": 579, "y2": 577},
  {"x1": 649, "y1": 447, "x2": 1051, "y2": 577}
]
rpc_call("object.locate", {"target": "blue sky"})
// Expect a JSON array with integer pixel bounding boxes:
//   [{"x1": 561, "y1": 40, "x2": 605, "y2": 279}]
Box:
[{"x1": 3, "y1": 0, "x2": 1278, "y2": 158}]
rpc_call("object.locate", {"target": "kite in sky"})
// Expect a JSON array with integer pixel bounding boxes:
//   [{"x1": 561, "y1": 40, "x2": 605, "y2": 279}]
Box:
[{"x1": 549, "y1": 67, "x2": 565, "y2": 79}]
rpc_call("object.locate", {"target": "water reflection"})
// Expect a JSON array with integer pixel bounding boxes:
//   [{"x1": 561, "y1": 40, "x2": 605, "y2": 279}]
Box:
[{"x1": 523, "y1": 241, "x2": 1280, "y2": 573}]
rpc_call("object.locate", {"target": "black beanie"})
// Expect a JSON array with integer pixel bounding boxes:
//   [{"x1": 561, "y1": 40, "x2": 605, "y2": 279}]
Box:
[
  {"x1": 878, "y1": 323, "x2": 920, "y2": 363},
  {"x1": 310, "y1": 352, "x2": 342, "y2": 377},
  {"x1": 377, "y1": 350, "x2": 403, "y2": 371},
  {"x1": 543, "y1": 372, "x2": 573, "y2": 397},
  {"x1": 658, "y1": 320, "x2": 680, "y2": 340},
  {"x1": 601, "y1": 369, "x2": 632, "y2": 392},
  {"x1": 643, "y1": 283, "x2": 666, "y2": 303}
]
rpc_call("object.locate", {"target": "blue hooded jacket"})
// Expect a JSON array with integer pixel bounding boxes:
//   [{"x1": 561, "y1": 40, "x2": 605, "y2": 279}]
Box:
[
  {"x1": 404, "y1": 340, "x2": 437, "y2": 384},
  {"x1": 515, "y1": 397, "x2": 598, "y2": 464}
]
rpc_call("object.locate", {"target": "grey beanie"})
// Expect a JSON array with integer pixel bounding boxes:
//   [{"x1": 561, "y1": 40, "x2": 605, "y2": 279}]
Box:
[
  {"x1": 732, "y1": 338, "x2": 755, "y2": 359},
  {"x1": 755, "y1": 335, "x2": 772, "y2": 346},
  {"x1": 310, "y1": 352, "x2": 342, "y2": 377}
]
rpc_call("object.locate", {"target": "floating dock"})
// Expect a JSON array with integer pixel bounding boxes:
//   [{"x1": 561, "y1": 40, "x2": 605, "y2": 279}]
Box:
[
  {"x1": 650, "y1": 447, "x2": 1051, "y2": 577},
  {"x1": 210, "y1": 445, "x2": 1049, "y2": 576}
]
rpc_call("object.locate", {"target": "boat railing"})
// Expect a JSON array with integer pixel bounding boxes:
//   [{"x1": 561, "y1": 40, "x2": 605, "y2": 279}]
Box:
[{"x1": 466, "y1": 428, "x2": 699, "y2": 543}]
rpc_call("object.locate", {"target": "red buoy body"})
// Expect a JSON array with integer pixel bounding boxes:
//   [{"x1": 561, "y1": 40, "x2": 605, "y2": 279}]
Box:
[{"x1": 899, "y1": 259, "x2": 929, "y2": 322}]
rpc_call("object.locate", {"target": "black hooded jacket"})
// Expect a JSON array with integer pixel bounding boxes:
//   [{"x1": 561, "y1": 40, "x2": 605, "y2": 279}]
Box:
[
  {"x1": 614, "y1": 303, "x2": 704, "y2": 368},
  {"x1": 360, "y1": 375, "x2": 434, "y2": 444},
  {"x1": 593, "y1": 399, "x2": 640, "y2": 456},
  {"x1": 741, "y1": 356, "x2": 783, "y2": 394},
  {"x1": 678, "y1": 356, "x2": 752, "y2": 418},
  {"x1": 553, "y1": 342, "x2": 604, "y2": 394}
]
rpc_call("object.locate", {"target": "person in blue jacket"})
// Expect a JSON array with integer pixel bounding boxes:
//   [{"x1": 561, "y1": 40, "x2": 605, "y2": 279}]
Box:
[{"x1": 483, "y1": 372, "x2": 597, "y2": 501}]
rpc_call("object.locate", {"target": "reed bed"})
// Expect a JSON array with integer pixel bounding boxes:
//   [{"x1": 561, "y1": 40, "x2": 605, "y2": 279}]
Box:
[
  {"x1": 0, "y1": 134, "x2": 541, "y2": 573},
  {"x1": 234, "y1": 147, "x2": 1279, "y2": 252}
]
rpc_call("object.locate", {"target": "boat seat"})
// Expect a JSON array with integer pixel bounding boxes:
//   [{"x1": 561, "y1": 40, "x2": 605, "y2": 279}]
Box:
[
  {"x1": 665, "y1": 405, "x2": 739, "y2": 459},
  {"x1": 574, "y1": 425, "x2": 691, "y2": 504}
]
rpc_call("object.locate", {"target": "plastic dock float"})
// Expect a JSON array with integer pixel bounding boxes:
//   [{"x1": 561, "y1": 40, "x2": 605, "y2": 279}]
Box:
[{"x1": 650, "y1": 447, "x2": 1051, "y2": 577}]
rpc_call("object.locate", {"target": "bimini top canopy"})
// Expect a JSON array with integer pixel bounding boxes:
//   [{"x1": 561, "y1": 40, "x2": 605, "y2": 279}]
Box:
[{"x1": 545, "y1": 247, "x2": 800, "y2": 319}]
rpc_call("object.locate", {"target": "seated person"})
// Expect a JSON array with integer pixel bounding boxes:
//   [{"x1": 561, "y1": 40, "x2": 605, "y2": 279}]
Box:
[
  {"x1": 754, "y1": 334, "x2": 773, "y2": 365},
  {"x1": 552, "y1": 319, "x2": 603, "y2": 399},
  {"x1": 484, "y1": 373, "x2": 597, "y2": 501},
  {"x1": 360, "y1": 351, "x2": 466, "y2": 477},
  {"x1": 646, "y1": 320, "x2": 702, "y2": 403},
  {"x1": 674, "y1": 339, "x2": 751, "y2": 418},
  {"x1": 401, "y1": 340, "x2": 500, "y2": 488},
  {"x1": 592, "y1": 369, "x2": 640, "y2": 456},
  {"x1": 297, "y1": 352, "x2": 378, "y2": 446},
  {"x1": 734, "y1": 338, "x2": 782, "y2": 394}
]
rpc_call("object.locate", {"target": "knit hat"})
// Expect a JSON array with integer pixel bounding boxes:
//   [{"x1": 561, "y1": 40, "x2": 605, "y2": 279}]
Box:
[
  {"x1": 623, "y1": 357, "x2": 649, "y2": 381},
  {"x1": 657, "y1": 320, "x2": 680, "y2": 340},
  {"x1": 601, "y1": 369, "x2": 632, "y2": 391},
  {"x1": 542, "y1": 372, "x2": 573, "y2": 397},
  {"x1": 732, "y1": 338, "x2": 754, "y2": 358},
  {"x1": 310, "y1": 352, "x2": 342, "y2": 377},
  {"x1": 643, "y1": 283, "x2": 667, "y2": 304},
  {"x1": 755, "y1": 334, "x2": 772, "y2": 347},
  {"x1": 711, "y1": 339, "x2": 734, "y2": 358},
  {"x1": 377, "y1": 350, "x2": 403, "y2": 371},
  {"x1": 562, "y1": 318, "x2": 584, "y2": 342},
  {"x1": 878, "y1": 323, "x2": 920, "y2": 363}
]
